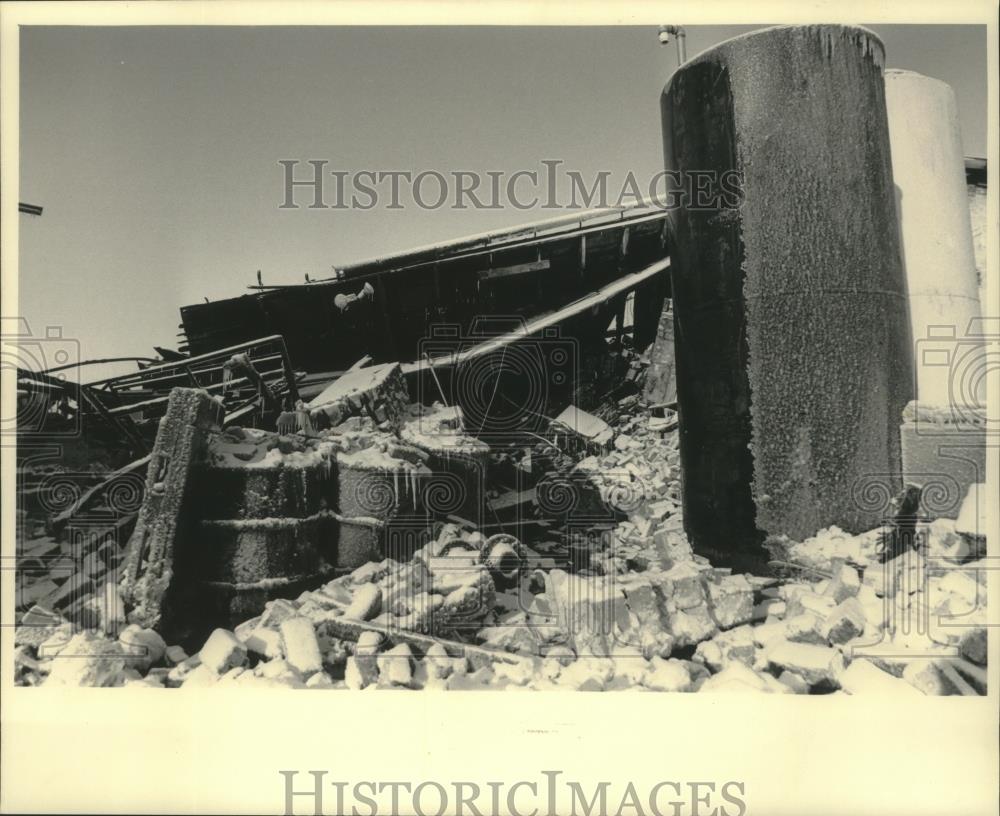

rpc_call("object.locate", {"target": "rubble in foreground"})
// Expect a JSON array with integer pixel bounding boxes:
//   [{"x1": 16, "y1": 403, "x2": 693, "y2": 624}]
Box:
[{"x1": 13, "y1": 389, "x2": 988, "y2": 694}]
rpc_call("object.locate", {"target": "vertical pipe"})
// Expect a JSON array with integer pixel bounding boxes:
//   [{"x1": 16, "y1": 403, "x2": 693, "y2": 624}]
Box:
[{"x1": 662, "y1": 25, "x2": 913, "y2": 569}]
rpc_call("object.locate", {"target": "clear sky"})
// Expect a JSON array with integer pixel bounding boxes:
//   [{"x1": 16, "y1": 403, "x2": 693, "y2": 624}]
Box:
[{"x1": 18, "y1": 25, "x2": 988, "y2": 374}]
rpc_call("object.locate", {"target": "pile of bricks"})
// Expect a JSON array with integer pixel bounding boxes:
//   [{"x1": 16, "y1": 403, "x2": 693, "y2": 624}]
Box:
[{"x1": 12, "y1": 385, "x2": 988, "y2": 693}]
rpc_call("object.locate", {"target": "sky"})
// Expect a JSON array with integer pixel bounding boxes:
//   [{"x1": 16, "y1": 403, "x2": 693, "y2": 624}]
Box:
[{"x1": 17, "y1": 24, "x2": 988, "y2": 375}]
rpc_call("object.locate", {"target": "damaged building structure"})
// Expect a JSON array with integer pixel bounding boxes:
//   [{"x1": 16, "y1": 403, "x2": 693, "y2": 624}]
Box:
[{"x1": 13, "y1": 24, "x2": 991, "y2": 693}]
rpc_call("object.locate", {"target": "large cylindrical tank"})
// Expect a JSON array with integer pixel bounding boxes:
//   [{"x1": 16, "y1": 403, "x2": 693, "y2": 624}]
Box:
[
  {"x1": 884, "y1": 69, "x2": 984, "y2": 407},
  {"x1": 885, "y1": 69, "x2": 987, "y2": 519},
  {"x1": 662, "y1": 25, "x2": 914, "y2": 568}
]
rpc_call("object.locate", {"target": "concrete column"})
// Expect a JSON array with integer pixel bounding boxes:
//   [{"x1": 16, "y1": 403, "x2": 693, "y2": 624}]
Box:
[
  {"x1": 662, "y1": 25, "x2": 913, "y2": 569},
  {"x1": 885, "y1": 69, "x2": 987, "y2": 518}
]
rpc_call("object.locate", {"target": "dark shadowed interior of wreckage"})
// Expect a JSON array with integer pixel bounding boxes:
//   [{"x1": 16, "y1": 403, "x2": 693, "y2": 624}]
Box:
[{"x1": 13, "y1": 24, "x2": 990, "y2": 693}]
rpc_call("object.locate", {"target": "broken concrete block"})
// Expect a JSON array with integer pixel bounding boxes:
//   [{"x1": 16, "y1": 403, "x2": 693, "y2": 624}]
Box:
[
  {"x1": 44, "y1": 632, "x2": 126, "y2": 687},
  {"x1": 352, "y1": 630, "x2": 384, "y2": 670},
  {"x1": 120, "y1": 388, "x2": 223, "y2": 631},
  {"x1": 544, "y1": 570, "x2": 620, "y2": 652},
  {"x1": 118, "y1": 624, "x2": 167, "y2": 671},
  {"x1": 825, "y1": 560, "x2": 861, "y2": 603},
  {"x1": 551, "y1": 405, "x2": 614, "y2": 448},
  {"x1": 926, "y1": 518, "x2": 977, "y2": 563},
  {"x1": 783, "y1": 613, "x2": 826, "y2": 645},
  {"x1": 667, "y1": 604, "x2": 718, "y2": 648},
  {"x1": 699, "y1": 662, "x2": 790, "y2": 694},
  {"x1": 198, "y1": 628, "x2": 247, "y2": 675},
  {"x1": 308, "y1": 362, "x2": 409, "y2": 433},
  {"x1": 660, "y1": 562, "x2": 706, "y2": 610},
  {"x1": 314, "y1": 579, "x2": 354, "y2": 607},
  {"x1": 777, "y1": 670, "x2": 810, "y2": 694},
  {"x1": 557, "y1": 657, "x2": 615, "y2": 690},
  {"x1": 350, "y1": 560, "x2": 392, "y2": 585},
  {"x1": 477, "y1": 625, "x2": 541, "y2": 656},
  {"x1": 215, "y1": 666, "x2": 250, "y2": 686},
  {"x1": 958, "y1": 627, "x2": 987, "y2": 666},
  {"x1": 165, "y1": 654, "x2": 202, "y2": 686},
  {"x1": 165, "y1": 645, "x2": 188, "y2": 666},
  {"x1": 447, "y1": 665, "x2": 497, "y2": 690},
  {"x1": 902, "y1": 661, "x2": 958, "y2": 695},
  {"x1": 493, "y1": 657, "x2": 536, "y2": 686},
  {"x1": 423, "y1": 642, "x2": 466, "y2": 680},
  {"x1": 651, "y1": 528, "x2": 693, "y2": 566},
  {"x1": 642, "y1": 657, "x2": 692, "y2": 692},
  {"x1": 15, "y1": 604, "x2": 64, "y2": 647},
  {"x1": 703, "y1": 574, "x2": 754, "y2": 628},
  {"x1": 343, "y1": 583, "x2": 382, "y2": 621},
  {"x1": 937, "y1": 571, "x2": 980, "y2": 608},
  {"x1": 821, "y1": 597, "x2": 867, "y2": 645},
  {"x1": 125, "y1": 674, "x2": 167, "y2": 689},
  {"x1": 344, "y1": 656, "x2": 376, "y2": 690},
  {"x1": 636, "y1": 624, "x2": 676, "y2": 660},
  {"x1": 539, "y1": 657, "x2": 564, "y2": 683},
  {"x1": 862, "y1": 561, "x2": 892, "y2": 597},
  {"x1": 235, "y1": 671, "x2": 296, "y2": 690},
  {"x1": 767, "y1": 642, "x2": 845, "y2": 687},
  {"x1": 37, "y1": 623, "x2": 74, "y2": 658},
  {"x1": 693, "y1": 626, "x2": 755, "y2": 672},
  {"x1": 786, "y1": 590, "x2": 837, "y2": 619},
  {"x1": 544, "y1": 645, "x2": 577, "y2": 666},
  {"x1": 373, "y1": 643, "x2": 413, "y2": 687},
  {"x1": 256, "y1": 658, "x2": 304, "y2": 686},
  {"x1": 180, "y1": 664, "x2": 220, "y2": 688},
  {"x1": 751, "y1": 598, "x2": 786, "y2": 621},
  {"x1": 260, "y1": 598, "x2": 299, "y2": 629},
  {"x1": 610, "y1": 647, "x2": 649, "y2": 685},
  {"x1": 279, "y1": 616, "x2": 323, "y2": 677},
  {"x1": 753, "y1": 620, "x2": 787, "y2": 648},
  {"x1": 306, "y1": 671, "x2": 335, "y2": 689},
  {"x1": 389, "y1": 592, "x2": 443, "y2": 633},
  {"x1": 839, "y1": 659, "x2": 924, "y2": 696},
  {"x1": 622, "y1": 583, "x2": 667, "y2": 629},
  {"x1": 242, "y1": 626, "x2": 284, "y2": 660}
]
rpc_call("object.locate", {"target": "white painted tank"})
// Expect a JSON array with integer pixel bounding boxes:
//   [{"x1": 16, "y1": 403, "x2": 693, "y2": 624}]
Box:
[{"x1": 884, "y1": 69, "x2": 984, "y2": 409}]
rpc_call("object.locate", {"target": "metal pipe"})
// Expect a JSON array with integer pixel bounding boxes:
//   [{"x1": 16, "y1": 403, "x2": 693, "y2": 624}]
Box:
[{"x1": 658, "y1": 25, "x2": 687, "y2": 67}]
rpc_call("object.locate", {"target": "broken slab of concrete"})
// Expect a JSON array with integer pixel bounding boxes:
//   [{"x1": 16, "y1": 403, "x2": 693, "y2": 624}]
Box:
[
  {"x1": 120, "y1": 388, "x2": 223, "y2": 631},
  {"x1": 307, "y1": 362, "x2": 409, "y2": 432},
  {"x1": 550, "y1": 405, "x2": 614, "y2": 449},
  {"x1": 641, "y1": 301, "x2": 677, "y2": 406}
]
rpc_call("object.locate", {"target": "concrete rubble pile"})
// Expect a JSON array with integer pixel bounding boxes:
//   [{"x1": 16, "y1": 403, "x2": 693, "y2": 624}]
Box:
[{"x1": 14, "y1": 386, "x2": 987, "y2": 694}]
